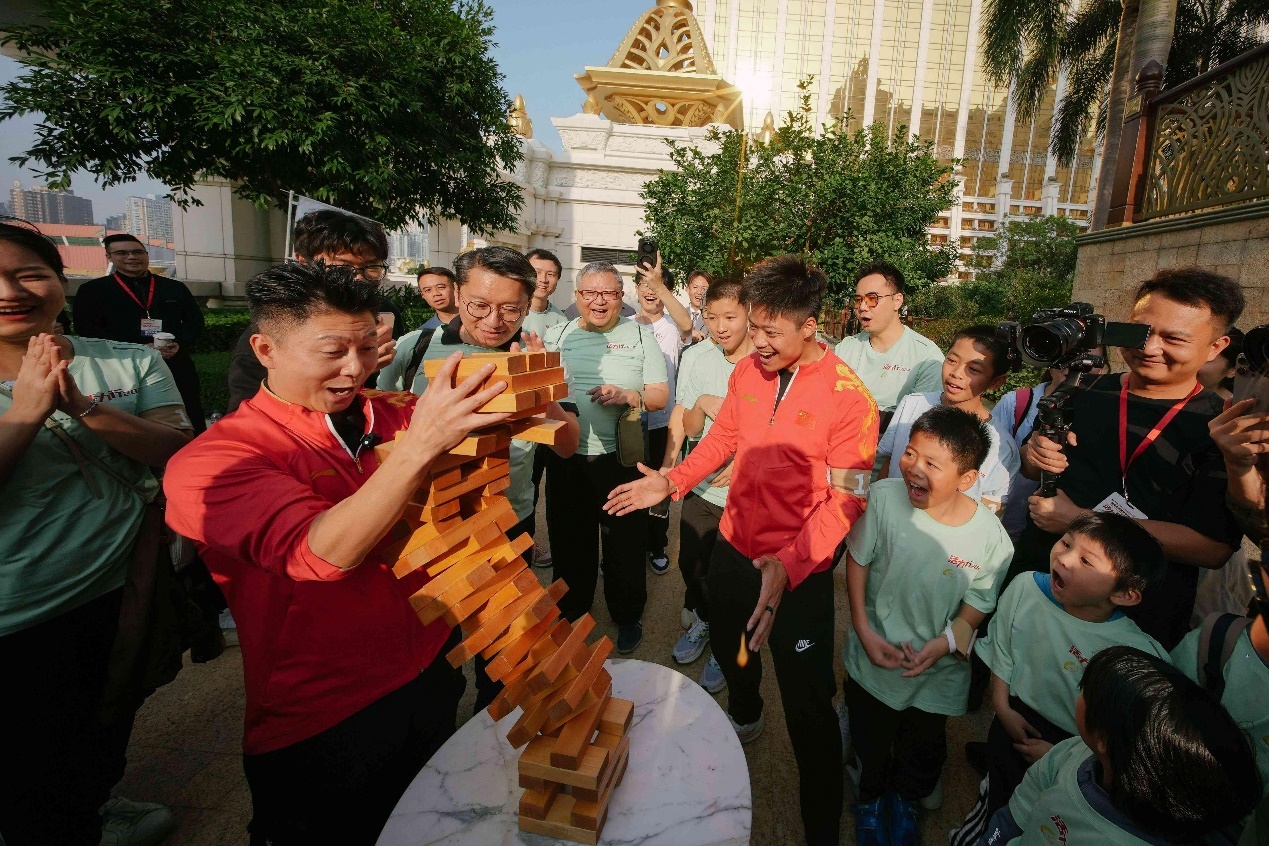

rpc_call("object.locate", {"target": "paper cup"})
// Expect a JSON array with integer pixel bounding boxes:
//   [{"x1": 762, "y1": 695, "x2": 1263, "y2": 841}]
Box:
[{"x1": 152, "y1": 332, "x2": 176, "y2": 349}]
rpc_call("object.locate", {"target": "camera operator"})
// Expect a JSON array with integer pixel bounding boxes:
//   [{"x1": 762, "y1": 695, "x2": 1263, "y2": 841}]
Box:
[{"x1": 1015, "y1": 270, "x2": 1245, "y2": 649}]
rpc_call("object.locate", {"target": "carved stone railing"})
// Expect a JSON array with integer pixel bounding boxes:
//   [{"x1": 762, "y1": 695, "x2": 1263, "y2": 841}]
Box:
[{"x1": 1137, "y1": 44, "x2": 1269, "y2": 221}]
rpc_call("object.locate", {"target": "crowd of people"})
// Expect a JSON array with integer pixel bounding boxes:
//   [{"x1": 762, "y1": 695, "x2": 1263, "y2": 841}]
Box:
[{"x1": 1, "y1": 208, "x2": 1267, "y2": 846}]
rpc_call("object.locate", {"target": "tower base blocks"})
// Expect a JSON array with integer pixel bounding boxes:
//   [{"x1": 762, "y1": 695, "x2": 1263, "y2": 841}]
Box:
[{"x1": 375, "y1": 351, "x2": 633, "y2": 845}]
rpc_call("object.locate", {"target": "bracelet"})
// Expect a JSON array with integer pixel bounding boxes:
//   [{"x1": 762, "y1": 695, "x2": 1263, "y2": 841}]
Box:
[{"x1": 73, "y1": 398, "x2": 99, "y2": 419}]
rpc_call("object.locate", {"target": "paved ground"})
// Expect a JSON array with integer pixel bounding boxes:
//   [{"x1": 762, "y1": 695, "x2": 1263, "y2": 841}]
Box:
[{"x1": 117, "y1": 500, "x2": 992, "y2": 845}]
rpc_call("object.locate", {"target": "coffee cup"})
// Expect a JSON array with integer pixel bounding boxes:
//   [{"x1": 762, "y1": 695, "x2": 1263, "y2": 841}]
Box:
[{"x1": 153, "y1": 332, "x2": 176, "y2": 349}]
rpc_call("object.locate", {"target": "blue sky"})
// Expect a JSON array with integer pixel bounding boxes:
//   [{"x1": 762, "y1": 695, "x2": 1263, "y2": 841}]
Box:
[{"x1": 0, "y1": 0, "x2": 651, "y2": 221}]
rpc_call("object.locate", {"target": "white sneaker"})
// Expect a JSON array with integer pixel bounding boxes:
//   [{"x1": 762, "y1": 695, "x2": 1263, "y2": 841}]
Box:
[
  {"x1": 99, "y1": 797, "x2": 175, "y2": 846},
  {"x1": 681, "y1": 607, "x2": 698, "y2": 630},
  {"x1": 218, "y1": 609, "x2": 238, "y2": 647},
  {"x1": 728, "y1": 712, "x2": 764, "y2": 744},
  {"x1": 672, "y1": 620, "x2": 710, "y2": 664},
  {"x1": 699, "y1": 652, "x2": 726, "y2": 693}
]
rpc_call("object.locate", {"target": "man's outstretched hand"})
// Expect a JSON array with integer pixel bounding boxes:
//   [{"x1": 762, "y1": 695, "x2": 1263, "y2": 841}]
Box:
[{"x1": 605, "y1": 463, "x2": 675, "y2": 516}]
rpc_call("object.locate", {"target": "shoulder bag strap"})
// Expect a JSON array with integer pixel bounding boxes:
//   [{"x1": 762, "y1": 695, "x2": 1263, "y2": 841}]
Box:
[
  {"x1": 402, "y1": 328, "x2": 436, "y2": 392},
  {"x1": 1012, "y1": 387, "x2": 1033, "y2": 437}
]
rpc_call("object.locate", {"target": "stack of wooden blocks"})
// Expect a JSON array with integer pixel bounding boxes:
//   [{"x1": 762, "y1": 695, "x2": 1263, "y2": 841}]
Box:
[{"x1": 375, "y1": 350, "x2": 633, "y2": 845}]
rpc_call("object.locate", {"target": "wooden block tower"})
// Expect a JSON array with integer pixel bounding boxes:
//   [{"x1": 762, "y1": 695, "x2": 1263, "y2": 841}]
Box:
[{"x1": 375, "y1": 351, "x2": 630, "y2": 845}]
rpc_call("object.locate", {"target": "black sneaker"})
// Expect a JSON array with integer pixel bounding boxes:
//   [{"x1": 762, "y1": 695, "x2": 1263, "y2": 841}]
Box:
[
  {"x1": 616, "y1": 622, "x2": 643, "y2": 654},
  {"x1": 649, "y1": 550, "x2": 669, "y2": 575}
]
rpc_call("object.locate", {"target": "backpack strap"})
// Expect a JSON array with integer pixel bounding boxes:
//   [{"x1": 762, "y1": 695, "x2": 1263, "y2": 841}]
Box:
[
  {"x1": 1012, "y1": 387, "x2": 1033, "y2": 437},
  {"x1": 401, "y1": 328, "x2": 436, "y2": 392},
  {"x1": 1198, "y1": 611, "x2": 1253, "y2": 697}
]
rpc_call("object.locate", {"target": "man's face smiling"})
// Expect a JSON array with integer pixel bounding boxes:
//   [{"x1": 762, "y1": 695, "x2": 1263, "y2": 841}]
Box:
[
  {"x1": 748, "y1": 306, "x2": 811, "y2": 372},
  {"x1": 688, "y1": 275, "x2": 709, "y2": 310},
  {"x1": 1123, "y1": 293, "x2": 1229, "y2": 387},
  {"x1": 705, "y1": 296, "x2": 748, "y2": 356},
  {"x1": 528, "y1": 256, "x2": 560, "y2": 300},
  {"x1": 457, "y1": 267, "x2": 529, "y2": 349},
  {"x1": 107, "y1": 241, "x2": 149, "y2": 276},
  {"x1": 575, "y1": 272, "x2": 624, "y2": 330},
  {"x1": 254, "y1": 308, "x2": 379, "y2": 413}
]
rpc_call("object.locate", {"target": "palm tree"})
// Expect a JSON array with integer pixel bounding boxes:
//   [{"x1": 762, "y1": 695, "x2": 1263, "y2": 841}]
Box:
[{"x1": 981, "y1": 0, "x2": 1269, "y2": 224}]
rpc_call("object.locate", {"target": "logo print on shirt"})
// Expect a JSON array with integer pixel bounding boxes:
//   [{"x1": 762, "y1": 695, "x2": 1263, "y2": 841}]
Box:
[
  {"x1": 1067, "y1": 645, "x2": 1089, "y2": 667},
  {"x1": 795, "y1": 410, "x2": 816, "y2": 429},
  {"x1": 794, "y1": 639, "x2": 814, "y2": 653},
  {"x1": 311, "y1": 469, "x2": 337, "y2": 481},
  {"x1": 1040, "y1": 815, "x2": 1069, "y2": 844},
  {"x1": 740, "y1": 393, "x2": 758, "y2": 402},
  {"x1": 948, "y1": 554, "x2": 980, "y2": 571}
]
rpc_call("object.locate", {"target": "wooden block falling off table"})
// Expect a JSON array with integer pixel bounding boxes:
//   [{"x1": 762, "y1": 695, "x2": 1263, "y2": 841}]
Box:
[
  {"x1": 527, "y1": 615, "x2": 596, "y2": 695},
  {"x1": 481, "y1": 580, "x2": 567, "y2": 659},
  {"x1": 394, "y1": 519, "x2": 502, "y2": 580},
  {"x1": 448, "y1": 586, "x2": 549, "y2": 665},
  {"x1": 539, "y1": 673, "x2": 611, "y2": 736},
  {"x1": 551, "y1": 638, "x2": 614, "y2": 722},
  {"x1": 431, "y1": 557, "x2": 528, "y2": 627},
  {"x1": 415, "y1": 498, "x2": 516, "y2": 565}
]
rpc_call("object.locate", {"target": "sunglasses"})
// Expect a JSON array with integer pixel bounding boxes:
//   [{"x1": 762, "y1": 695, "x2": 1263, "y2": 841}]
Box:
[{"x1": 851, "y1": 292, "x2": 899, "y2": 308}]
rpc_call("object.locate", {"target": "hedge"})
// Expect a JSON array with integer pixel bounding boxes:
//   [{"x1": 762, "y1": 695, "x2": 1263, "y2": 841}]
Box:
[{"x1": 201, "y1": 308, "x2": 252, "y2": 353}]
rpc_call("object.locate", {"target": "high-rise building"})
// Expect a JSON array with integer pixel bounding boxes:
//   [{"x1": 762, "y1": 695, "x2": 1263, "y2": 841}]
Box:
[
  {"x1": 388, "y1": 221, "x2": 429, "y2": 268},
  {"x1": 125, "y1": 195, "x2": 174, "y2": 244},
  {"x1": 693, "y1": 0, "x2": 1098, "y2": 274},
  {"x1": 105, "y1": 213, "x2": 127, "y2": 232},
  {"x1": 9, "y1": 184, "x2": 95, "y2": 226}
]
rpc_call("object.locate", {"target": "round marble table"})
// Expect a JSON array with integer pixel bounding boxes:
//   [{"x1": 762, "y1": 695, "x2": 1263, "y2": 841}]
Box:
[{"x1": 377, "y1": 658, "x2": 751, "y2": 846}]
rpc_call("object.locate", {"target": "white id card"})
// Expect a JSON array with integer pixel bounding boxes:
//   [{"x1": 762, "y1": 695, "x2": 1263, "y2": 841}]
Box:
[
  {"x1": 140, "y1": 318, "x2": 163, "y2": 337},
  {"x1": 1092, "y1": 492, "x2": 1148, "y2": 520}
]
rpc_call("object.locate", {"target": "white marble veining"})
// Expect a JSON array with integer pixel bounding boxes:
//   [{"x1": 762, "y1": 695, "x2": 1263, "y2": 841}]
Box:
[{"x1": 377, "y1": 659, "x2": 751, "y2": 846}]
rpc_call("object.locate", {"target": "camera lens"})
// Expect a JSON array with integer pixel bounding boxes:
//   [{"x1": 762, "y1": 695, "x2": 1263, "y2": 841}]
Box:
[
  {"x1": 1244, "y1": 325, "x2": 1269, "y2": 373},
  {"x1": 1021, "y1": 318, "x2": 1087, "y2": 365}
]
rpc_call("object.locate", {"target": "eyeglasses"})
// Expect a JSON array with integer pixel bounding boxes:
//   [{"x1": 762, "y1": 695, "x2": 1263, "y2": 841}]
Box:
[
  {"x1": 109, "y1": 249, "x2": 148, "y2": 258},
  {"x1": 852, "y1": 292, "x2": 899, "y2": 308},
  {"x1": 463, "y1": 299, "x2": 526, "y2": 322},
  {"x1": 578, "y1": 290, "x2": 623, "y2": 303},
  {"x1": 326, "y1": 261, "x2": 390, "y2": 282}
]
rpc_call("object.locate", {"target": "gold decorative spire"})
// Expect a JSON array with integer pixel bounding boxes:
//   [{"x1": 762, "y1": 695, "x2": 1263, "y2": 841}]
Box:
[
  {"x1": 574, "y1": 2, "x2": 742, "y2": 129},
  {"x1": 507, "y1": 94, "x2": 533, "y2": 139},
  {"x1": 758, "y1": 111, "x2": 776, "y2": 142}
]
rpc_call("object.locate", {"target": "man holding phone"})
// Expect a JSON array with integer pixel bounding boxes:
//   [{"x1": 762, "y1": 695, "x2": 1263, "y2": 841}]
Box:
[{"x1": 1014, "y1": 269, "x2": 1245, "y2": 648}]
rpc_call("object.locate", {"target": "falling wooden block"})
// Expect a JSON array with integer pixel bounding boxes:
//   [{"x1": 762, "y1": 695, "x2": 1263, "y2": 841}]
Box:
[
  {"x1": 598, "y1": 697, "x2": 635, "y2": 738},
  {"x1": 481, "y1": 579, "x2": 568, "y2": 659},
  {"x1": 549, "y1": 682, "x2": 611, "y2": 769},
  {"x1": 449, "y1": 585, "x2": 551, "y2": 665},
  {"x1": 440, "y1": 556, "x2": 530, "y2": 626},
  {"x1": 400, "y1": 496, "x2": 461, "y2": 527},
  {"x1": 483, "y1": 614, "x2": 557, "y2": 684},
  {"x1": 394, "y1": 519, "x2": 503, "y2": 579},
  {"x1": 508, "y1": 416, "x2": 568, "y2": 447},
  {"x1": 425, "y1": 463, "x2": 509, "y2": 506},
  {"x1": 462, "y1": 568, "x2": 540, "y2": 632},
  {"x1": 518, "y1": 781, "x2": 561, "y2": 821},
  {"x1": 540, "y1": 672, "x2": 611, "y2": 736},
  {"x1": 518, "y1": 735, "x2": 609, "y2": 791},
  {"x1": 506, "y1": 668, "x2": 581, "y2": 749},
  {"x1": 414, "y1": 498, "x2": 516, "y2": 565},
  {"x1": 382, "y1": 515, "x2": 461, "y2": 562},
  {"x1": 549, "y1": 637, "x2": 614, "y2": 723},
  {"x1": 527, "y1": 615, "x2": 596, "y2": 695},
  {"x1": 487, "y1": 620, "x2": 572, "y2": 720},
  {"x1": 439, "y1": 530, "x2": 531, "y2": 586},
  {"x1": 405, "y1": 535, "x2": 500, "y2": 604}
]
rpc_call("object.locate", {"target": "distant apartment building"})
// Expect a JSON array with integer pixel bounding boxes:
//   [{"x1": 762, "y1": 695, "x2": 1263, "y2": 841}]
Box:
[
  {"x1": 105, "y1": 213, "x2": 127, "y2": 232},
  {"x1": 125, "y1": 195, "x2": 174, "y2": 243},
  {"x1": 388, "y1": 221, "x2": 429, "y2": 268},
  {"x1": 9, "y1": 184, "x2": 95, "y2": 226}
]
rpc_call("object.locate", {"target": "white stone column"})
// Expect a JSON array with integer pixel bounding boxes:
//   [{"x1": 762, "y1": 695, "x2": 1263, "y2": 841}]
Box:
[
  {"x1": 816, "y1": 0, "x2": 839, "y2": 127},
  {"x1": 949, "y1": 173, "x2": 967, "y2": 264},
  {"x1": 862, "y1": 0, "x2": 888, "y2": 128},
  {"x1": 952, "y1": 0, "x2": 984, "y2": 159},
  {"x1": 995, "y1": 177, "x2": 1014, "y2": 222},
  {"x1": 908, "y1": 0, "x2": 937, "y2": 137},
  {"x1": 997, "y1": 83, "x2": 1018, "y2": 180},
  {"x1": 1041, "y1": 178, "x2": 1061, "y2": 216}
]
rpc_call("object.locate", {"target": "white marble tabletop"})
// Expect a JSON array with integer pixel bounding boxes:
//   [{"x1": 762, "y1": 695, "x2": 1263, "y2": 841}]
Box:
[{"x1": 376, "y1": 658, "x2": 751, "y2": 846}]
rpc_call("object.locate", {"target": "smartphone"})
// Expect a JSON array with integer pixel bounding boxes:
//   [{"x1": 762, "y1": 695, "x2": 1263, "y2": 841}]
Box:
[
  {"x1": 1232, "y1": 356, "x2": 1269, "y2": 414},
  {"x1": 637, "y1": 237, "x2": 658, "y2": 270}
]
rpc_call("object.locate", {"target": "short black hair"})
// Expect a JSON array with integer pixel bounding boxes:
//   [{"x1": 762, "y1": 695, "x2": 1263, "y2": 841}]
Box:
[
  {"x1": 453, "y1": 246, "x2": 536, "y2": 301},
  {"x1": 688, "y1": 269, "x2": 716, "y2": 287},
  {"x1": 524, "y1": 248, "x2": 563, "y2": 277},
  {"x1": 0, "y1": 218, "x2": 65, "y2": 277},
  {"x1": 705, "y1": 279, "x2": 745, "y2": 306},
  {"x1": 1080, "y1": 646, "x2": 1261, "y2": 841},
  {"x1": 293, "y1": 210, "x2": 388, "y2": 263},
  {"x1": 417, "y1": 266, "x2": 456, "y2": 285},
  {"x1": 951, "y1": 324, "x2": 1014, "y2": 378},
  {"x1": 1134, "y1": 268, "x2": 1245, "y2": 332},
  {"x1": 247, "y1": 260, "x2": 381, "y2": 331},
  {"x1": 909, "y1": 404, "x2": 992, "y2": 473},
  {"x1": 854, "y1": 261, "x2": 905, "y2": 295},
  {"x1": 744, "y1": 255, "x2": 826, "y2": 323},
  {"x1": 1065, "y1": 512, "x2": 1166, "y2": 595},
  {"x1": 103, "y1": 233, "x2": 144, "y2": 250}
]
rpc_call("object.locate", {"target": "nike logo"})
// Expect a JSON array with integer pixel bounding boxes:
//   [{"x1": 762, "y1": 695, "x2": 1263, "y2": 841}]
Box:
[{"x1": 794, "y1": 639, "x2": 814, "y2": 653}]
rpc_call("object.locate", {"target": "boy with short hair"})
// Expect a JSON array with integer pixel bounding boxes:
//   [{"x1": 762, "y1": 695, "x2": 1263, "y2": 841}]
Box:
[
  {"x1": 844, "y1": 404, "x2": 1013, "y2": 846},
  {"x1": 979, "y1": 645, "x2": 1261, "y2": 845},
  {"x1": 949, "y1": 513, "x2": 1169, "y2": 846},
  {"x1": 660, "y1": 279, "x2": 753, "y2": 692}
]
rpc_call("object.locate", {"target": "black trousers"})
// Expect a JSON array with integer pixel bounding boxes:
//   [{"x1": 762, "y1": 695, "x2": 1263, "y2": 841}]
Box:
[
  {"x1": 950, "y1": 697, "x2": 1071, "y2": 846},
  {"x1": 843, "y1": 677, "x2": 948, "y2": 804},
  {"x1": 646, "y1": 427, "x2": 670, "y2": 554},
  {"x1": 709, "y1": 539, "x2": 842, "y2": 845},
  {"x1": 243, "y1": 639, "x2": 466, "y2": 846},
  {"x1": 545, "y1": 450, "x2": 648, "y2": 626},
  {"x1": 679, "y1": 492, "x2": 724, "y2": 622},
  {"x1": 0, "y1": 588, "x2": 134, "y2": 846}
]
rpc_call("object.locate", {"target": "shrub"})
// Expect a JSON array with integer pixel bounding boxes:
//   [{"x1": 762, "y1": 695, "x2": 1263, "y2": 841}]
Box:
[{"x1": 200, "y1": 308, "x2": 252, "y2": 353}]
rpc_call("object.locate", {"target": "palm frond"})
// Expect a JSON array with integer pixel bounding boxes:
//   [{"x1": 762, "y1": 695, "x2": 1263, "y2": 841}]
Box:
[
  {"x1": 1051, "y1": 37, "x2": 1115, "y2": 164},
  {"x1": 981, "y1": 0, "x2": 1067, "y2": 85}
]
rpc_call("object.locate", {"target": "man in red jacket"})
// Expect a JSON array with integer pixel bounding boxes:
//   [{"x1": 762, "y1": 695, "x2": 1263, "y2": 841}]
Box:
[
  {"x1": 607, "y1": 255, "x2": 879, "y2": 846},
  {"x1": 164, "y1": 261, "x2": 511, "y2": 845}
]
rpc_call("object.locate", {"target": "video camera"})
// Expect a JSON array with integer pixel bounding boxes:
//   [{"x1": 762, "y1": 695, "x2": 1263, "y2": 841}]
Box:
[
  {"x1": 1233, "y1": 324, "x2": 1269, "y2": 413},
  {"x1": 997, "y1": 303, "x2": 1150, "y2": 497}
]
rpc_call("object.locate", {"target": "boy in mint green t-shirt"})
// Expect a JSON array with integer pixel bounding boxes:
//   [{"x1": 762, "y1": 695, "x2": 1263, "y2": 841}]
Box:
[
  {"x1": 980, "y1": 646, "x2": 1260, "y2": 846},
  {"x1": 950, "y1": 513, "x2": 1168, "y2": 846},
  {"x1": 843, "y1": 405, "x2": 1012, "y2": 845}
]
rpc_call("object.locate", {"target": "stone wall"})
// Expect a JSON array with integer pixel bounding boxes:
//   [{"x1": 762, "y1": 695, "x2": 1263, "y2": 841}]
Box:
[{"x1": 1072, "y1": 200, "x2": 1269, "y2": 329}]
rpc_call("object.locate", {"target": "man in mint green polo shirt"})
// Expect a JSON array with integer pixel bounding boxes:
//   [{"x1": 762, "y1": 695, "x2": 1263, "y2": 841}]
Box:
[
  {"x1": 523, "y1": 249, "x2": 568, "y2": 338},
  {"x1": 543, "y1": 260, "x2": 669, "y2": 655},
  {"x1": 834, "y1": 262, "x2": 943, "y2": 429}
]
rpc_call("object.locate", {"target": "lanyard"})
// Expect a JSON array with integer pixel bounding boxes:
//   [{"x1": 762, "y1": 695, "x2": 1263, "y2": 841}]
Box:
[
  {"x1": 1118, "y1": 374, "x2": 1201, "y2": 499},
  {"x1": 113, "y1": 272, "x2": 155, "y2": 317}
]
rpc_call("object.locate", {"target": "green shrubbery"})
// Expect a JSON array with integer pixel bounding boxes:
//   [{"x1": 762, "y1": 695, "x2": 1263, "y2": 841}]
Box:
[{"x1": 200, "y1": 308, "x2": 252, "y2": 353}]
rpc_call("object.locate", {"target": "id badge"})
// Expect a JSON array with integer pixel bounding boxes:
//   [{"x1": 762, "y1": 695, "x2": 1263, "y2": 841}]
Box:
[
  {"x1": 1093, "y1": 492, "x2": 1148, "y2": 520},
  {"x1": 140, "y1": 318, "x2": 163, "y2": 337}
]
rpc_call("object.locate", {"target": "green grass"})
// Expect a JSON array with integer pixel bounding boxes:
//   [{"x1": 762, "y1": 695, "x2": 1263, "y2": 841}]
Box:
[{"x1": 194, "y1": 350, "x2": 232, "y2": 417}]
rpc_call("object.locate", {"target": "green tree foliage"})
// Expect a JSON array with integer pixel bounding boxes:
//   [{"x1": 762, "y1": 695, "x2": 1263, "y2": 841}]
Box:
[
  {"x1": 911, "y1": 215, "x2": 1080, "y2": 321},
  {"x1": 639, "y1": 87, "x2": 958, "y2": 306},
  {"x1": 0, "y1": 0, "x2": 523, "y2": 231}
]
